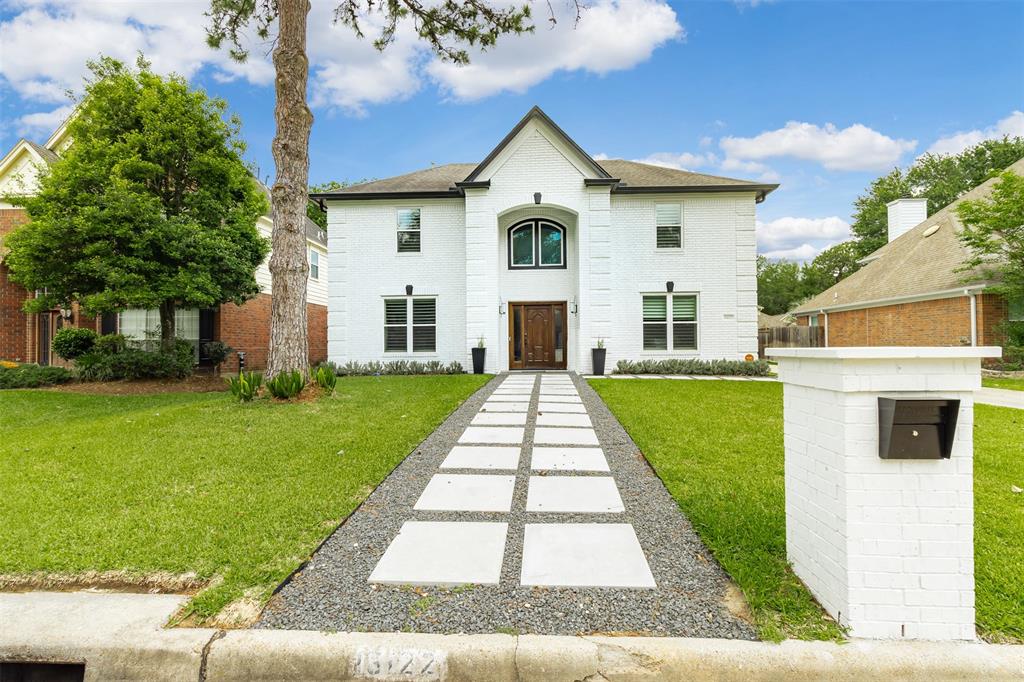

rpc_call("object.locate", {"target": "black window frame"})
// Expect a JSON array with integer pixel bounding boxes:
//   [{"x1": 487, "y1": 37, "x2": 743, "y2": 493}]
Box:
[
  {"x1": 506, "y1": 218, "x2": 567, "y2": 270},
  {"x1": 397, "y1": 208, "x2": 422, "y2": 254}
]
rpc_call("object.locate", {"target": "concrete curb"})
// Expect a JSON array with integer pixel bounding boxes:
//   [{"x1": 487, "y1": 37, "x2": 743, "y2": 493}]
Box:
[{"x1": 3, "y1": 593, "x2": 1023, "y2": 681}]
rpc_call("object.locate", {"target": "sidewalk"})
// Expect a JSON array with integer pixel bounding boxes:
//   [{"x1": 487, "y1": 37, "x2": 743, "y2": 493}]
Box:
[
  {"x1": 3, "y1": 591, "x2": 1023, "y2": 681},
  {"x1": 976, "y1": 387, "x2": 1024, "y2": 410}
]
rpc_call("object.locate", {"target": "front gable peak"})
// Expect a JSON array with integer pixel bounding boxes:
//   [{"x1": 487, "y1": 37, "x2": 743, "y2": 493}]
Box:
[{"x1": 463, "y1": 106, "x2": 611, "y2": 183}]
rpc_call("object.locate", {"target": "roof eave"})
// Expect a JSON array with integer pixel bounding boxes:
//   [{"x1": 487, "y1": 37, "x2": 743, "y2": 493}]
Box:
[
  {"x1": 313, "y1": 189, "x2": 463, "y2": 201},
  {"x1": 792, "y1": 283, "x2": 991, "y2": 315},
  {"x1": 612, "y1": 183, "x2": 779, "y2": 202}
]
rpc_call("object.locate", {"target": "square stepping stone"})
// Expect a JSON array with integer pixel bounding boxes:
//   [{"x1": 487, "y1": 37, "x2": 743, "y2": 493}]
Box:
[
  {"x1": 531, "y1": 447, "x2": 609, "y2": 472},
  {"x1": 481, "y1": 401, "x2": 529, "y2": 412},
  {"x1": 415, "y1": 474, "x2": 516, "y2": 511},
  {"x1": 441, "y1": 446, "x2": 520, "y2": 470},
  {"x1": 534, "y1": 427, "x2": 599, "y2": 446},
  {"x1": 538, "y1": 395, "x2": 582, "y2": 403},
  {"x1": 537, "y1": 402, "x2": 587, "y2": 414},
  {"x1": 536, "y1": 413, "x2": 592, "y2": 427},
  {"x1": 520, "y1": 524, "x2": 655, "y2": 588},
  {"x1": 472, "y1": 412, "x2": 527, "y2": 426},
  {"x1": 369, "y1": 521, "x2": 508, "y2": 586},
  {"x1": 459, "y1": 426, "x2": 524, "y2": 444},
  {"x1": 488, "y1": 393, "x2": 533, "y2": 402},
  {"x1": 525, "y1": 476, "x2": 623, "y2": 512}
]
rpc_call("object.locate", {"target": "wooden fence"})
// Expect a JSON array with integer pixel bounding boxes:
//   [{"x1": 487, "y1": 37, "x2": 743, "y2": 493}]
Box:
[{"x1": 758, "y1": 326, "x2": 826, "y2": 358}]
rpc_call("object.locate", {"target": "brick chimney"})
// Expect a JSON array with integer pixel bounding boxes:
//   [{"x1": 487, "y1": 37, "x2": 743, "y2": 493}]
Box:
[{"x1": 885, "y1": 198, "x2": 928, "y2": 243}]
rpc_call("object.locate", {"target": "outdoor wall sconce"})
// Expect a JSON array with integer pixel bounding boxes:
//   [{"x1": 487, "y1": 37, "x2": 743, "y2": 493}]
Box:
[
  {"x1": 405, "y1": 284, "x2": 414, "y2": 296},
  {"x1": 570, "y1": 300, "x2": 578, "y2": 315},
  {"x1": 666, "y1": 281, "x2": 675, "y2": 293},
  {"x1": 498, "y1": 302, "x2": 506, "y2": 315},
  {"x1": 533, "y1": 192, "x2": 542, "y2": 204}
]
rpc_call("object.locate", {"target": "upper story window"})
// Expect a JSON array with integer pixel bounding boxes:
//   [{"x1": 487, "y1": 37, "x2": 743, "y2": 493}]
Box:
[
  {"x1": 397, "y1": 208, "x2": 421, "y2": 253},
  {"x1": 309, "y1": 249, "x2": 320, "y2": 280},
  {"x1": 656, "y1": 203, "x2": 682, "y2": 249},
  {"x1": 508, "y1": 219, "x2": 566, "y2": 269}
]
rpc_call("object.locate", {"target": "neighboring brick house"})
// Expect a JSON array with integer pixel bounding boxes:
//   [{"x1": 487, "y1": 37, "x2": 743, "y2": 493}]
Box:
[
  {"x1": 0, "y1": 121, "x2": 328, "y2": 371},
  {"x1": 791, "y1": 157, "x2": 1024, "y2": 348},
  {"x1": 317, "y1": 106, "x2": 777, "y2": 373}
]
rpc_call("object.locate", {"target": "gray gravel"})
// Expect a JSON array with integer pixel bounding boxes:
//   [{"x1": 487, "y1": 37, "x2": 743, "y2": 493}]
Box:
[{"x1": 256, "y1": 373, "x2": 757, "y2": 639}]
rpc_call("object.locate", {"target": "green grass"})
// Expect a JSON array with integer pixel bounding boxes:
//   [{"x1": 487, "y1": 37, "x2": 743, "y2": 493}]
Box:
[
  {"x1": 591, "y1": 379, "x2": 1024, "y2": 643},
  {"x1": 983, "y1": 376, "x2": 1024, "y2": 391},
  {"x1": 0, "y1": 375, "x2": 488, "y2": 620}
]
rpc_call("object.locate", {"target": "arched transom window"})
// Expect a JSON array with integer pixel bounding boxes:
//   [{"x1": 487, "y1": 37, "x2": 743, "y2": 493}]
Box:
[{"x1": 507, "y1": 219, "x2": 566, "y2": 269}]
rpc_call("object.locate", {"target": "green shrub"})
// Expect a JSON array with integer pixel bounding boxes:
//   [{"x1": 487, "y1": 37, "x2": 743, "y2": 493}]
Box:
[
  {"x1": 313, "y1": 366, "x2": 337, "y2": 392},
  {"x1": 614, "y1": 358, "x2": 771, "y2": 376},
  {"x1": 77, "y1": 339, "x2": 195, "y2": 381},
  {"x1": 227, "y1": 371, "x2": 263, "y2": 401},
  {"x1": 0, "y1": 364, "x2": 74, "y2": 389},
  {"x1": 314, "y1": 360, "x2": 342, "y2": 376},
  {"x1": 201, "y1": 341, "x2": 233, "y2": 369},
  {"x1": 266, "y1": 370, "x2": 305, "y2": 399},
  {"x1": 51, "y1": 327, "x2": 98, "y2": 360},
  {"x1": 445, "y1": 361, "x2": 464, "y2": 374},
  {"x1": 93, "y1": 333, "x2": 128, "y2": 355},
  {"x1": 332, "y1": 359, "x2": 465, "y2": 376}
]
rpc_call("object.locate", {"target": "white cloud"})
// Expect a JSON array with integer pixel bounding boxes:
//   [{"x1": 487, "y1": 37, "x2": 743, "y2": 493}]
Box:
[
  {"x1": 721, "y1": 121, "x2": 917, "y2": 171},
  {"x1": 761, "y1": 243, "x2": 821, "y2": 261},
  {"x1": 426, "y1": 0, "x2": 682, "y2": 100},
  {"x1": 719, "y1": 157, "x2": 780, "y2": 182},
  {"x1": 926, "y1": 111, "x2": 1024, "y2": 156},
  {"x1": 634, "y1": 151, "x2": 717, "y2": 171},
  {"x1": 756, "y1": 216, "x2": 850, "y2": 255},
  {"x1": 1, "y1": 0, "x2": 681, "y2": 121},
  {"x1": 17, "y1": 104, "x2": 74, "y2": 136}
]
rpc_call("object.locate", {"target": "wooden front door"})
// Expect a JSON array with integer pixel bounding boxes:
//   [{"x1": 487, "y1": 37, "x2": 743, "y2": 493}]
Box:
[{"x1": 509, "y1": 302, "x2": 567, "y2": 370}]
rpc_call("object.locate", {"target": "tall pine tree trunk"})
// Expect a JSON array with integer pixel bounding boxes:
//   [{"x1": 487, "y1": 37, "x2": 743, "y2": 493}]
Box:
[
  {"x1": 158, "y1": 300, "x2": 177, "y2": 353},
  {"x1": 266, "y1": 0, "x2": 313, "y2": 379}
]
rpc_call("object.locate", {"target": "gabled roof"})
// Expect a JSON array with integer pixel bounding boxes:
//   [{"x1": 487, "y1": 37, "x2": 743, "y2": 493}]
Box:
[
  {"x1": 312, "y1": 107, "x2": 778, "y2": 203},
  {"x1": 463, "y1": 105, "x2": 611, "y2": 182},
  {"x1": 792, "y1": 156, "x2": 1024, "y2": 315}
]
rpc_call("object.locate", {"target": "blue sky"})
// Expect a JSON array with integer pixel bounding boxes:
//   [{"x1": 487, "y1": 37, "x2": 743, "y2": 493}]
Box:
[{"x1": 2, "y1": 0, "x2": 1022, "y2": 260}]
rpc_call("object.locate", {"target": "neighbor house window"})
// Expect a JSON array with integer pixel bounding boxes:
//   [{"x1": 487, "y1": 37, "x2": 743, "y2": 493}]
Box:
[
  {"x1": 309, "y1": 249, "x2": 320, "y2": 280},
  {"x1": 642, "y1": 294, "x2": 698, "y2": 350},
  {"x1": 507, "y1": 219, "x2": 566, "y2": 269},
  {"x1": 118, "y1": 307, "x2": 201, "y2": 358},
  {"x1": 656, "y1": 203, "x2": 682, "y2": 249},
  {"x1": 397, "y1": 208, "x2": 421, "y2": 253},
  {"x1": 384, "y1": 297, "x2": 436, "y2": 353}
]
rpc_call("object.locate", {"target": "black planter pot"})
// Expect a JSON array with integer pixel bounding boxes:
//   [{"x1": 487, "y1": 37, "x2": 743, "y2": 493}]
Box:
[
  {"x1": 472, "y1": 347, "x2": 486, "y2": 374},
  {"x1": 591, "y1": 347, "x2": 607, "y2": 376}
]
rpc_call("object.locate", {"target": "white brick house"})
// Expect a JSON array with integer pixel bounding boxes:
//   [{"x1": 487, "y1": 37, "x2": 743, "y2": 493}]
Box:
[{"x1": 317, "y1": 107, "x2": 776, "y2": 373}]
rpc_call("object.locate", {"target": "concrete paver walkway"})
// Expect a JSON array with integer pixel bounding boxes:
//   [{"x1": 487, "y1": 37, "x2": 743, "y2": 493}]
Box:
[{"x1": 369, "y1": 373, "x2": 654, "y2": 589}]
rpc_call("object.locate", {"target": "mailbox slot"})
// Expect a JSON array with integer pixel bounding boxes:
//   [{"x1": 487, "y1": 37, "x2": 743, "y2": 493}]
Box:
[{"x1": 878, "y1": 398, "x2": 959, "y2": 459}]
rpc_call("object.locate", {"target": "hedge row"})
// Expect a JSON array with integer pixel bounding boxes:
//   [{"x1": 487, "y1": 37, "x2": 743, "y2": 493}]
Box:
[{"x1": 613, "y1": 358, "x2": 771, "y2": 376}]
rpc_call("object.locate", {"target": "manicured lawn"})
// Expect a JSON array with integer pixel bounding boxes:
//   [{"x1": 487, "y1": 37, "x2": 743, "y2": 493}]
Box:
[
  {"x1": 983, "y1": 376, "x2": 1024, "y2": 392},
  {"x1": 0, "y1": 375, "x2": 489, "y2": 621},
  {"x1": 591, "y1": 379, "x2": 1024, "y2": 643}
]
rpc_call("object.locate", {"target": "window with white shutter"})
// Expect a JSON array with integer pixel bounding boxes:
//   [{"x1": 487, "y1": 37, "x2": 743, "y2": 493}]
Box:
[
  {"x1": 642, "y1": 294, "x2": 698, "y2": 351},
  {"x1": 384, "y1": 297, "x2": 437, "y2": 353},
  {"x1": 656, "y1": 203, "x2": 682, "y2": 249}
]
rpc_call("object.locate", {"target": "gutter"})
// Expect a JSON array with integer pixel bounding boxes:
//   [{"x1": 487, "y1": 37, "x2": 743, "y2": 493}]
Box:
[{"x1": 794, "y1": 284, "x2": 989, "y2": 316}]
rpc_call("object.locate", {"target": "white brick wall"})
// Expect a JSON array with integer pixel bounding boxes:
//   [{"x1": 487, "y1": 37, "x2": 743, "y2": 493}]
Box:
[
  {"x1": 325, "y1": 119, "x2": 761, "y2": 370},
  {"x1": 770, "y1": 349, "x2": 990, "y2": 641}
]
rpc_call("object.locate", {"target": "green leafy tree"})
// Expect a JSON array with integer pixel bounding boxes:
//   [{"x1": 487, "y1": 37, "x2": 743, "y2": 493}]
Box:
[
  {"x1": 800, "y1": 241, "x2": 862, "y2": 297},
  {"x1": 307, "y1": 180, "x2": 352, "y2": 229},
  {"x1": 206, "y1": 0, "x2": 579, "y2": 378},
  {"x1": 4, "y1": 57, "x2": 269, "y2": 353},
  {"x1": 757, "y1": 255, "x2": 804, "y2": 315},
  {"x1": 851, "y1": 137, "x2": 1024, "y2": 257},
  {"x1": 957, "y1": 170, "x2": 1024, "y2": 309}
]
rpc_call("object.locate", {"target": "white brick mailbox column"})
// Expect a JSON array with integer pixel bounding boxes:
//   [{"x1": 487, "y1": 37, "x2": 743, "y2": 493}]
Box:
[{"x1": 766, "y1": 347, "x2": 1000, "y2": 641}]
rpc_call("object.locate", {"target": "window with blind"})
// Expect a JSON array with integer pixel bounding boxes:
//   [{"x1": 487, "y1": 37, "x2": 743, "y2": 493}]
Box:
[
  {"x1": 397, "y1": 208, "x2": 421, "y2": 253},
  {"x1": 309, "y1": 249, "x2": 320, "y2": 280},
  {"x1": 656, "y1": 203, "x2": 682, "y2": 249},
  {"x1": 384, "y1": 297, "x2": 437, "y2": 353},
  {"x1": 642, "y1": 294, "x2": 698, "y2": 350}
]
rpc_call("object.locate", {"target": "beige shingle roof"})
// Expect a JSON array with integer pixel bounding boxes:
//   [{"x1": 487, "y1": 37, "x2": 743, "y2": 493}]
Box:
[
  {"x1": 793, "y1": 157, "x2": 1024, "y2": 314},
  {"x1": 322, "y1": 160, "x2": 771, "y2": 196}
]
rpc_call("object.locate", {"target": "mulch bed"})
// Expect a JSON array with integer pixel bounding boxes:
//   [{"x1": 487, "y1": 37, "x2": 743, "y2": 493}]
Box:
[{"x1": 45, "y1": 374, "x2": 228, "y2": 395}]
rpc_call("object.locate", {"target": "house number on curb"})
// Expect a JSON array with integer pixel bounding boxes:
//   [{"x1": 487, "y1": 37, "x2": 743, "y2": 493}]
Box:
[{"x1": 351, "y1": 646, "x2": 446, "y2": 681}]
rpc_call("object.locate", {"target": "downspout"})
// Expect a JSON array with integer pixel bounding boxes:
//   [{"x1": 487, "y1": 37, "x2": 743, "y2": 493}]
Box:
[
  {"x1": 967, "y1": 290, "x2": 977, "y2": 347},
  {"x1": 821, "y1": 310, "x2": 829, "y2": 347}
]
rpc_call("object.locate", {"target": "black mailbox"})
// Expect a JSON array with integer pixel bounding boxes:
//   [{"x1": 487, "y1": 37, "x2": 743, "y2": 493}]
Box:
[{"x1": 878, "y1": 398, "x2": 960, "y2": 459}]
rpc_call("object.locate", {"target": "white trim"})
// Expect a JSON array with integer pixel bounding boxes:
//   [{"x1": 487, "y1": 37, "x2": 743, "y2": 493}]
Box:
[
  {"x1": 766, "y1": 346, "x2": 1001, "y2": 360},
  {"x1": 794, "y1": 284, "x2": 988, "y2": 315}
]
